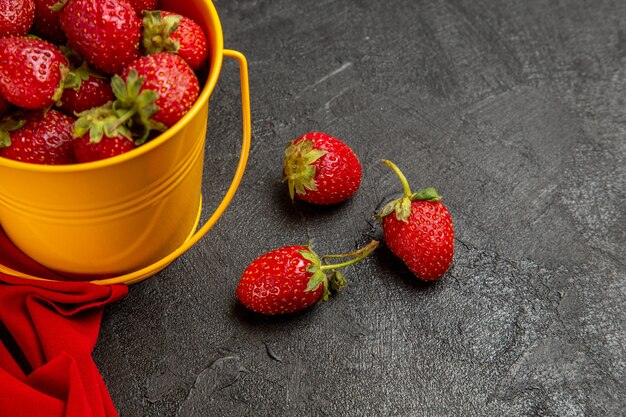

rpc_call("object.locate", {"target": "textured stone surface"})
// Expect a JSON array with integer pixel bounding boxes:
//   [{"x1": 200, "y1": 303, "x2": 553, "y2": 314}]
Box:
[{"x1": 94, "y1": 0, "x2": 625, "y2": 415}]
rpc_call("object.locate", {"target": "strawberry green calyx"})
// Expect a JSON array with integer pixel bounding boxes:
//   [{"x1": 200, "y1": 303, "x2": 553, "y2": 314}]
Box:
[
  {"x1": 283, "y1": 138, "x2": 327, "y2": 200},
  {"x1": 142, "y1": 11, "x2": 182, "y2": 55},
  {"x1": 378, "y1": 160, "x2": 442, "y2": 222},
  {"x1": 111, "y1": 70, "x2": 148, "y2": 112},
  {"x1": 50, "y1": 0, "x2": 70, "y2": 13},
  {"x1": 62, "y1": 63, "x2": 90, "y2": 91},
  {"x1": 73, "y1": 102, "x2": 133, "y2": 143},
  {"x1": 51, "y1": 64, "x2": 70, "y2": 104},
  {"x1": 300, "y1": 240, "x2": 379, "y2": 302},
  {"x1": 299, "y1": 248, "x2": 329, "y2": 301},
  {"x1": 0, "y1": 118, "x2": 26, "y2": 148},
  {"x1": 62, "y1": 62, "x2": 105, "y2": 92},
  {"x1": 110, "y1": 70, "x2": 166, "y2": 144}
]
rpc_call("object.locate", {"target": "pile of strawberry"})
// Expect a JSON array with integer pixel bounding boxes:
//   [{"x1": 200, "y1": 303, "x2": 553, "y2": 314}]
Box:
[{"x1": 0, "y1": 0, "x2": 208, "y2": 163}]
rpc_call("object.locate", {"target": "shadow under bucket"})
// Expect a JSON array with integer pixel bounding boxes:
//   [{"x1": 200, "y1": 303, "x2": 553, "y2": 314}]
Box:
[{"x1": 0, "y1": 0, "x2": 251, "y2": 285}]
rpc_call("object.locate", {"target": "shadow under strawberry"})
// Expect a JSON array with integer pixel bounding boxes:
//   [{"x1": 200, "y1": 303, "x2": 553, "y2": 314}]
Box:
[
  {"x1": 374, "y1": 244, "x2": 444, "y2": 293},
  {"x1": 230, "y1": 299, "x2": 322, "y2": 329},
  {"x1": 270, "y1": 179, "x2": 356, "y2": 223}
]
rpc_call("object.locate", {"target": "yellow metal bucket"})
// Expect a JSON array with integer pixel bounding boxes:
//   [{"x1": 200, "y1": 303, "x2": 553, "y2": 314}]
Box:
[{"x1": 0, "y1": 0, "x2": 251, "y2": 285}]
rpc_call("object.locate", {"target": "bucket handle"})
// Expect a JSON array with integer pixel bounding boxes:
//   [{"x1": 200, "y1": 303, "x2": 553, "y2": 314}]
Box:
[{"x1": 0, "y1": 49, "x2": 252, "y2": 286}]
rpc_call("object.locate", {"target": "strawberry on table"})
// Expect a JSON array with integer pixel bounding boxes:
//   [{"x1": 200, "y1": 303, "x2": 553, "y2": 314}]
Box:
[
  {"x1": 119, "y1": 52, "x2": 200, "y2": 129},
  {"x1": 283, "y1": 132, "x2": 363, "y2": 205},
  {"x1": 237, "y1": 241, "x2": 378, "y2": 315},
  {"x1": 32, "y1": 0, "x2": 67, "y2": 44},
  {"x1": 0, "y1": 36, "x2": 68, "y2": 109},
  {"x1": 142, "y1": 10, "x2": 209, "y2": 70},
  {"x1": 377, "y1": 160, "x2": 454, "y2": 281},
  {"x1": 58, "y1": 63, "x2": 114, "y2": 115},
  {"x1": 0, "y1": 109, "x2": 75, "y2": 164},
  {"x1": 72, "y1": 102, "x2": 136, "y2": 162},
  {"x1": 0, "y1": 0, "x2": 35, "y2": 37},
  {"x1": 56, "y1": 0, "x2": 141, "y2": 75}
]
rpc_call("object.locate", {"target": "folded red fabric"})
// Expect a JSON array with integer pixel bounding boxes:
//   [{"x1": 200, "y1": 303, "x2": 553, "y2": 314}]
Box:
[{"x1": 0, "y1": 229, "x2": 128, "y2": 417}]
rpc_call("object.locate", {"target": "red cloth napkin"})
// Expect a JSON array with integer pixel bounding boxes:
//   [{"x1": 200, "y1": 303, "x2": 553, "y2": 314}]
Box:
[{"x1": 0, "y1": 229, "x2": 128, "y2": 417}]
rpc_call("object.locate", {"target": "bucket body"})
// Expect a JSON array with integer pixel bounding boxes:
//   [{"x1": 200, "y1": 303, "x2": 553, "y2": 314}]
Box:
[{"x1": 0, "y1": 0, "x2": 224, "y2": 276}]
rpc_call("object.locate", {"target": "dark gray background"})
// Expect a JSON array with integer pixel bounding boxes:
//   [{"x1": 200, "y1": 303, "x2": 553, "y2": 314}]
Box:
[{"x1": 95, "y1": 0, "x2": 626, "y2": 415}]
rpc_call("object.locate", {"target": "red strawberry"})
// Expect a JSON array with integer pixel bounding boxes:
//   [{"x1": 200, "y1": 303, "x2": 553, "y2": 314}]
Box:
[
  {"x1": 142, "y1": 10, "x2": 208, "y2": 70},
  {"x1": 236, "y1": 241, "x2": 378, "y2": 315},
  {"x1": 283, "y1": 132, "x2": 362, "y2": 205},
  {"x1": 56, "y1": 0, "x2": 141, "y2": 74},
  {"x1": 58, "y1": 63, "x2": 114, "y2": 115},
  {"x1": 0, "y1": 0, "x2": 35, "y2": 37},
  {"x1": 32, "y1": 0, "x2": 67, "y2": 44},
  {"x1": 0, "y1": 109, "x2": 75, "y2": 164},
  {"x1": 72, "y1": 102, "x2": 136, "y2": 162},
  {"x1": 119, "y1": 52, "x2": 199, "y2": 128},
  {"x1": 127, "y1": 0, "x2": 157, "y2": 15},
  {"x1": 0, "y1": 36, "x2": 68, "y2": 109},
  {"x1": 377, "y1": 160, "x2": 454, "y2": 281},
  {"x1": 74, "y1": 133, "x2": 136, "y2": 162}
]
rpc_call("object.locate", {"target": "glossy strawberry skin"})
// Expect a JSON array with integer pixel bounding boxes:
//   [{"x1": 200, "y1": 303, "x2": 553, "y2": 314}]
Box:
[
  {"x1": 58, "y1": 74, "x2": 114, "y2": 115},
  {"x1": 0, "y1": 0, "x2": 35, "y2": 37},
  {"x1": 288, "y1": 132, "x2": 363, "y2": 205},
  {"x1": 0, "y1": 109, "x2": 76, "y2": 164},
  {"x1": 0, "y1": 36, "x2": 68, "y2": 109},
  {"x1": 127, "y1": 0, "x2": 157, "y2": 15},
  {"x1": 59, "y1": 0, "x2": 141, "y2": 75},
  {"x1": 236, "y1": 245, "x2": 323, "y2": 315},
  {"x1": 383, "y1": 200, "x2": 454, "y2": 281},
  {"x1": 32, "y1": 0, "x2": 67, "y2": 44},
  {"x1": 159, "y1": 11, "x2": 209, "y2": 70},
  {"x1": 73, "y1": 133, "x2": 136, "y2": 163},
  {"x1": 122, "y1": 52, "x2": 199, "y2": 127}
]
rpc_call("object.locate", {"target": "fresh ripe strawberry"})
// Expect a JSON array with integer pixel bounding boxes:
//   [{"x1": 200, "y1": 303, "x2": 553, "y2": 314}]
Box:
[
  {"x1": 119, "y1": 52, "x2": 199, "y2": 128},
  {"x1": 74, "y1": 133, "x2": 136, "y2": 162},
  {"x1": 127, "y1": 0, "x2": 157, "y2": 15},
  {"x1": 72, "y1": 102, "x2": 136, "y2": 162},
  {"x1": 142, "y1": 10, "x2": 209, "y2": 70},
  {"x1": 0, "y1": 0, "x2": 35, "y2": 37},
  {"x1": 56, "y1": 0, "x2": 141, "y2": 74},
  {"x1": 58, "y1": 63, "x2": 114, "y2": 115},
  {"x1": 236, "y1": 241, "x2": 378, "y2": 315},
  {"x1": 0, "y1": 109, "x2": 75, "y2": 164},
  {"x1": 0, "y1": 36, "x2": 68, "y2": 109},
  {"x1": 283, "y1": 132, "x2": 362, "y2": 205},
  {"x1": 377, "y1": 160, "x2": 454, "y2": 281},
  {"x1": 32, "y1": 0, "x2": 67, "y2": 44}
]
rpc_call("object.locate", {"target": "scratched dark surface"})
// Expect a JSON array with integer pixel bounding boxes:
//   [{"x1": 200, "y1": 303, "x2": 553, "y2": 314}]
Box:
[{"x1": 94, "y1": 0, "x2": 625, "y2": 415}]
